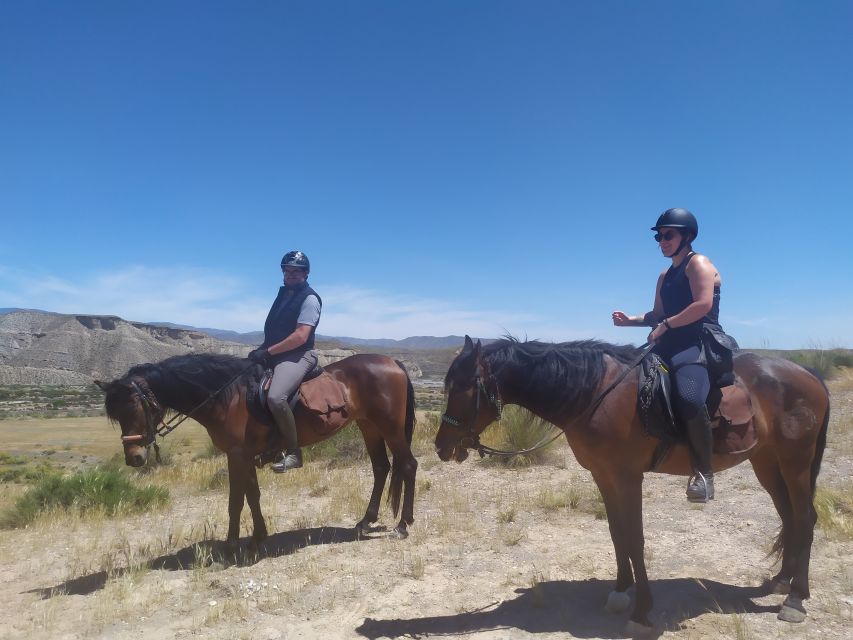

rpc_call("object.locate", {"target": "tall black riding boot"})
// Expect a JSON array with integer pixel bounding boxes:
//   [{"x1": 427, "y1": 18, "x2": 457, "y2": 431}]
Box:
[
  {"x1": 685, "y1": 405, "x2": 714, "y2": 502},
  {"x1": 270, "y1": 401, "x2": 303, "y2": 473}
]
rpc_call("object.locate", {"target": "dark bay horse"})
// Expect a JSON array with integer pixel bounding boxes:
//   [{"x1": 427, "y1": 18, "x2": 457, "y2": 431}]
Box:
[
  {"x1": 98, "y1": 352, "x2": 418, "y2": 554},
  {"x1": 435, "y1": 336, "x2": 830, "y2": 633}
]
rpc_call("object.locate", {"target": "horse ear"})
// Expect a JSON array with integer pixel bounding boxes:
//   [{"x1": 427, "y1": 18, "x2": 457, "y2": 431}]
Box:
[
  {"x1": 94, "y1": 380, "x2": 109, "y2": 392},
  {"x1": 463, "y1": 335, "x2": 474, "y2": 352}
]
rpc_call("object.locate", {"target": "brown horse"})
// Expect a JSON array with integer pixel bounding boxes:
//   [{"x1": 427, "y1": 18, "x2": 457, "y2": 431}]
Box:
[
  {"x1": 98, "y1": 352, "x2": 418, "y2": 554},
  {"x1": 435, "y1": 336, "x2": 829, "y2": 633}
]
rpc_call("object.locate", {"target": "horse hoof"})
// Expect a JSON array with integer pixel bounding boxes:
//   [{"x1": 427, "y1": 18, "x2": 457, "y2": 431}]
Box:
[
  {"x1": 778, "y1": 595, "x2": 806, "y2": 623},
  {"x1": 624, "y1": 619, "x2": 654, "y2": 637},
  {"x1": 605, "y1": 590, "x2": 631, "y2": 614},
  {"x1": 390, "y1": 527, "x2": 409, "y2": 540}
]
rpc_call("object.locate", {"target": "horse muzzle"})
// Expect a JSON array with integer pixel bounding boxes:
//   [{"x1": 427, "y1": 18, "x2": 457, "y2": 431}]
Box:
[{"x1": 123, "y1": 443, "x2": 149, "y2": 467}]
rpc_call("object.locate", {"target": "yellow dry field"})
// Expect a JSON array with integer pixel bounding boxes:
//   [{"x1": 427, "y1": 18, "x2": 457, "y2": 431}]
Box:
[{"x1": 0, "y1": 384, "x2": 851, "y2": 640}]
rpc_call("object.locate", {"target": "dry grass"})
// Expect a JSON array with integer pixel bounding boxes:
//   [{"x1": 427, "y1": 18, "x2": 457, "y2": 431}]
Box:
[{"x1": 815, "y1": 485, "x2": 853, "y2": 540}]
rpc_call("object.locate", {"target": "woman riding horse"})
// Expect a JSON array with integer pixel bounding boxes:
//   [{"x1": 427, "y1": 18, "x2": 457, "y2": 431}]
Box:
[{"x1": 613, "y1": 207, "x2": 737, "y2": 503}]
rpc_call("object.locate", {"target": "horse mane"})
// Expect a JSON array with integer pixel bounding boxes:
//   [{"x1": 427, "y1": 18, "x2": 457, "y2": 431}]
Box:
[
  {"x1": 478, "y1": 337, "x2": 642, "y2": 418},
  {"x1": 121, "y1": 353, "x2": 253, "y2": 415}
]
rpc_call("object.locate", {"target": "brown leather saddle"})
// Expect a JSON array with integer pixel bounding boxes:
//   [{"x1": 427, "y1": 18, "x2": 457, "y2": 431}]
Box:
[
  {"x1": 638, "y1": 352, "x2": 757, "y2": 469},
  {"x1": 255, "y1": 364, "x2": 350, "y2": 436}
]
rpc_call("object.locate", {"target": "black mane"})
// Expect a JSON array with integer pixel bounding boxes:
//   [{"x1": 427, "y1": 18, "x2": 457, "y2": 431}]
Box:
[
  {"x1": 118, "y1": 352, "x2": 254, "y2": 415},
  {"x1": 449, "y1": 337, "x2": 641, "y2": 420}
]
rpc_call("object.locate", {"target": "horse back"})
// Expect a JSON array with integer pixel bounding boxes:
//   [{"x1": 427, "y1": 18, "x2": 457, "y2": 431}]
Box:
[
  {"x1": 734, "y1": 352, "x2": 830, "y2": 443},
  {"x1": 322, "y1": 353, "x2": 412, "y2": 420}
]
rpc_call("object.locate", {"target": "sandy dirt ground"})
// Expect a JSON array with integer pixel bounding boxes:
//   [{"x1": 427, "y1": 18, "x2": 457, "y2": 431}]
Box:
[{"x1": 1, "y1": 379, "x2": 851, "y2": 640}]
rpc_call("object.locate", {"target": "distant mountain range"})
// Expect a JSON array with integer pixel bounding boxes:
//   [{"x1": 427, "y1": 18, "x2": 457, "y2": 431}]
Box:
[
  {"x1": 1, "y1": 309, "x2": 481, "y2": 350},
  {"x1": 0, "y1": 308, "x2": 471, "y2": 385}
]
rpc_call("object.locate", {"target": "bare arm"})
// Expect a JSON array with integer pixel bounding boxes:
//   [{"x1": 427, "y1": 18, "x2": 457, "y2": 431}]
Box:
[{"x1": 267, "y1": 324, "x2": 313, "y2": 356}]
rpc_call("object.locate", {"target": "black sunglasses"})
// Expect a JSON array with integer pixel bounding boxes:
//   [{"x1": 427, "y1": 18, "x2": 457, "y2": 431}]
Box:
[{"x1": 654, "y1": 230, "x2": 679, "y2": 242}]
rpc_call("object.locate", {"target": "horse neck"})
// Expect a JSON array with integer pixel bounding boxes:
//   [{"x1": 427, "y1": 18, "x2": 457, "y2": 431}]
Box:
[
  {"x1": 487, "y1": 345, "x2": 611, "y2": 428},
  {"x1": 144, "y1": 371, "x2": 207, "y2": 417}
]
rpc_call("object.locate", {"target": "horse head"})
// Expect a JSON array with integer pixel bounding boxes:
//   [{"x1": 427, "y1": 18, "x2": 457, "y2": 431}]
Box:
[
  {"x1": 435, "y1": 335, "x2": 502, "y2": 463},
  {"x1": 96, "y1": 376, "x2": 164, "y2": 467}
]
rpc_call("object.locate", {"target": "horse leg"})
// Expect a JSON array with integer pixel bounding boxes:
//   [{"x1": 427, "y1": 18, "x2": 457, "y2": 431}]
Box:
[
  {"x1": 596, "y1": 472, "x2": 653, "y2": 630},
  {"x1": 749, "y1": 452, "x2": 794, "y2": 593},
  {"x1": 355, "y1": 425, "x2": 391, "y2": 538},
  {"x1": 225, "y1": 451, "x2": 249, "y2": 558},
  {"x1": 388, "y1": 446, "x2": 418, "y2": 539},
  {"x1": 777, "y1": 462, "x2": 818, "y2": 622},
  {"x1": 245, "y1": 462, "x2": 268, "y2": 550}
]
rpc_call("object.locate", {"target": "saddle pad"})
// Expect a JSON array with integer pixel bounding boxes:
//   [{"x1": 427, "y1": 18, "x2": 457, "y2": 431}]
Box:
[{"x1": 299, "y1": 371, "x2": 348, "y2": 416}]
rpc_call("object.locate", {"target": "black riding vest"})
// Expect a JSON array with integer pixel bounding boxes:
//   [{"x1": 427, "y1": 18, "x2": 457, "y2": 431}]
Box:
[
  {"x1": 659, "y1": 252, "x2": 720, "y2": 357},
  {"x1": 261, "y1": 282, "x2": 322, "y2": 361}
]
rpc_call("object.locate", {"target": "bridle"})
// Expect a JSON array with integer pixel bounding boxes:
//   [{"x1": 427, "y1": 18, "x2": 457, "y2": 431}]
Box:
[
  {"x1": 121, "y1": 380, "x2": 166, "y2": 461},
  {"x1": 440, "y1": 367, "x2": 505, "y2": 456},
  {"x1": 120, "y1": 364, "x2": 253, "y2": 462}
]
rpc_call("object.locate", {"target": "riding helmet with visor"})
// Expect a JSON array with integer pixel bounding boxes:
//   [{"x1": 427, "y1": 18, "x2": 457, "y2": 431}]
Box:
[
  {"x1": 651, "y1": 208, "x2": 698, "y2": 240},
  {"x1": 281, "y1": 250, "x2": 310, "y2": 274}
]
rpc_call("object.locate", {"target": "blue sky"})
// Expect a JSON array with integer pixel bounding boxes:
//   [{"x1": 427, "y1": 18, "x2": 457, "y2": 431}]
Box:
[{"x1": 1, "y1": 1, "x2": 851, "y2": 348}]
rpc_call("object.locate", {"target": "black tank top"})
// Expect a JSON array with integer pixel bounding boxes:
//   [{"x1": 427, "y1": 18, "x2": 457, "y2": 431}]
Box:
[{"x1": 659, "y1": 252, "x2": 720, "y2": 356}]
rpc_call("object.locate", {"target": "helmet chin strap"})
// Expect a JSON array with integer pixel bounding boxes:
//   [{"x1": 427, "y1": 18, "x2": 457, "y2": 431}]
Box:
[{"x1": 666, "y1": 233, "x2": 692, "y2": 258}]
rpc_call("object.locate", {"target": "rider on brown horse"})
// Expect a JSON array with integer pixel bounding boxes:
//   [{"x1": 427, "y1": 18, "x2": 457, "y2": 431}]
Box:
[
  {"x1": 612, "y1": 208, "x2": 738, "y2": 503},
  {"x1": 248, "y1": 250, "x2": 321, "y2": 473}
]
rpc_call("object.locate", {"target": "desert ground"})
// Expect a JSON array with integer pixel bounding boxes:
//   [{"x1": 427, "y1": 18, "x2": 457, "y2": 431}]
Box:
[{"x1": 0, "y1": 375, "x2": 851, "y2": 640}]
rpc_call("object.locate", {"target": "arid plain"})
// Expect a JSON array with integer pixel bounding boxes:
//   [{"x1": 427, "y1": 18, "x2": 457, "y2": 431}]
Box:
[{"x1": 1, "y1": 375, "x2": 851, "y2": 640}]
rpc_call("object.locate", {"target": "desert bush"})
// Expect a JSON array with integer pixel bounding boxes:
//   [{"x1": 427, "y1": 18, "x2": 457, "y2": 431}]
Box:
[
  {"x1": 779, "y1": 348, "x2": 853, "y2": 380},
  {"x1": 0, "y1": 453, "x2": 55, "y2": 483},
  {"x1": 0, "y1": 467, "x2": 168, "y2": 529},
  {"x1": 303, "y1": 423, "x2": 367, "y2": 466},
  {"x1": 480, "y1": 405, "x2": 562, "y2": 467}
]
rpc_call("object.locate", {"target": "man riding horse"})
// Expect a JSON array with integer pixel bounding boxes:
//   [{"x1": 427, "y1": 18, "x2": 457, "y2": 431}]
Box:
[{"x1": 248, "y1": 250, "x2": 321, "y2": 473}]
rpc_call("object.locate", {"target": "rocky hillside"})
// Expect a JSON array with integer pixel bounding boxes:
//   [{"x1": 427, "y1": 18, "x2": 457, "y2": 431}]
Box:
[{"x1": 0, "y1": 310, "x2": 358, "y2": 385}]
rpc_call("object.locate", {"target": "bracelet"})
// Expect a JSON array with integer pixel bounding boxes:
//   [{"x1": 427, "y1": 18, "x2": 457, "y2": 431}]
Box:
[{"x1": 663, "y1": 318, "x2": 672, "y2": 329}]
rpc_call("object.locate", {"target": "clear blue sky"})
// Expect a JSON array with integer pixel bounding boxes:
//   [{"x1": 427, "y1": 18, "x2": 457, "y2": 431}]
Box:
[{"x1": 2, "y1": 1, "x2": 851, "y2": 348}]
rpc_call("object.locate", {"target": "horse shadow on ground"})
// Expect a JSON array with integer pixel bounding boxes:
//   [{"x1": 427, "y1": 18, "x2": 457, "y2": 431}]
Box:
[
  {"x1": 355, "y1": 576, "x2": 782, "y2": 639},
  {"x1": 28, "y1": 524, "x2": 385, "y2": 599}
]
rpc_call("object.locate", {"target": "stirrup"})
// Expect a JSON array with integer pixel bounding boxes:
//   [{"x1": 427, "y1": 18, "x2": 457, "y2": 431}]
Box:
[
  {"x1": 686, "y1": 472, "x2": 715, "y2": 503},
  {"x1": 271, "y1": 451, "x2": 303, "y2": 473}
]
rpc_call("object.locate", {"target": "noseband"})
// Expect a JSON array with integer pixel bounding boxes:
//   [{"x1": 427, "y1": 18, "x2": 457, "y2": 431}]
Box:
[{"x1": 441, "y1": 372, "x2": 503, "y2": 454}]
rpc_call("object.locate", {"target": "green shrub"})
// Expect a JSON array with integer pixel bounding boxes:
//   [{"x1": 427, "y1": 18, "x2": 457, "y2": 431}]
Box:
[
  {"x1": 0, "y1": 467, "x2": 169, "y2": 529},
  {"x1": 780, "y1": 348, "x2": 853, "y2": 380},
  {"x1": 480, "y1": 406, "x2": 562, "y2": 468},
  {"x1": 304, "y1": 423, "x2": 367, "y2": 466}
]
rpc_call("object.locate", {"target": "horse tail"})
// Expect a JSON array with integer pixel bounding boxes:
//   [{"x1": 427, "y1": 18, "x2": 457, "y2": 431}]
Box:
[
  {"x1": 388, "y1": 360, "x2": 415, "y2": 517},
  {"x1": 770, "y1": 366, "x2": 830, "y2": 559}
]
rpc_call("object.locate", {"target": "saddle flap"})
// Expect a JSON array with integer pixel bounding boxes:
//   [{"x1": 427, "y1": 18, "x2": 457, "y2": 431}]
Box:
[
  {"x1": 712, "y1": 382, "x2": 754, "y2": 427},
  {"x1": 298, "y1": 370, "x2": 349, "y2": 415}
]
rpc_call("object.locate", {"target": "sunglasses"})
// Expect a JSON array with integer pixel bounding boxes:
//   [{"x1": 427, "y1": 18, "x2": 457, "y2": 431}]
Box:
[{"x1": 654, "y1": 230, "x2": 679, "y2": 242}]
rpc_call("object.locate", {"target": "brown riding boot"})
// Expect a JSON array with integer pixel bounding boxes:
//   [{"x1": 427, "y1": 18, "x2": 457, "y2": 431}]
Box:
[{"x1": 685, "y1": 406, "x2": 715, "y2": 503}]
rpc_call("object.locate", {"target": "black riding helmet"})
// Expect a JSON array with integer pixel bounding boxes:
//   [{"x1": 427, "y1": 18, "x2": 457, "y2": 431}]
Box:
[
  {"x1": 652, "y1": 208, "x2": 698, "y2": 257},
  {"x1": 651, "y1": 208, "x2": 698, "y2": 239},
  {"x1": 281, "y1": 250, "x2": 310, "y2": 274}
]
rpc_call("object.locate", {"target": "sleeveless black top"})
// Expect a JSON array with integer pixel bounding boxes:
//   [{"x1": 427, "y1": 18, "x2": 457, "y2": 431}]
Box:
[
  {"x1": 659, "y1": 252, "x2": 720, "y2": 357},
  {"x1": 261, "y1": 281, "x2": 322, "y2": 363}
]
